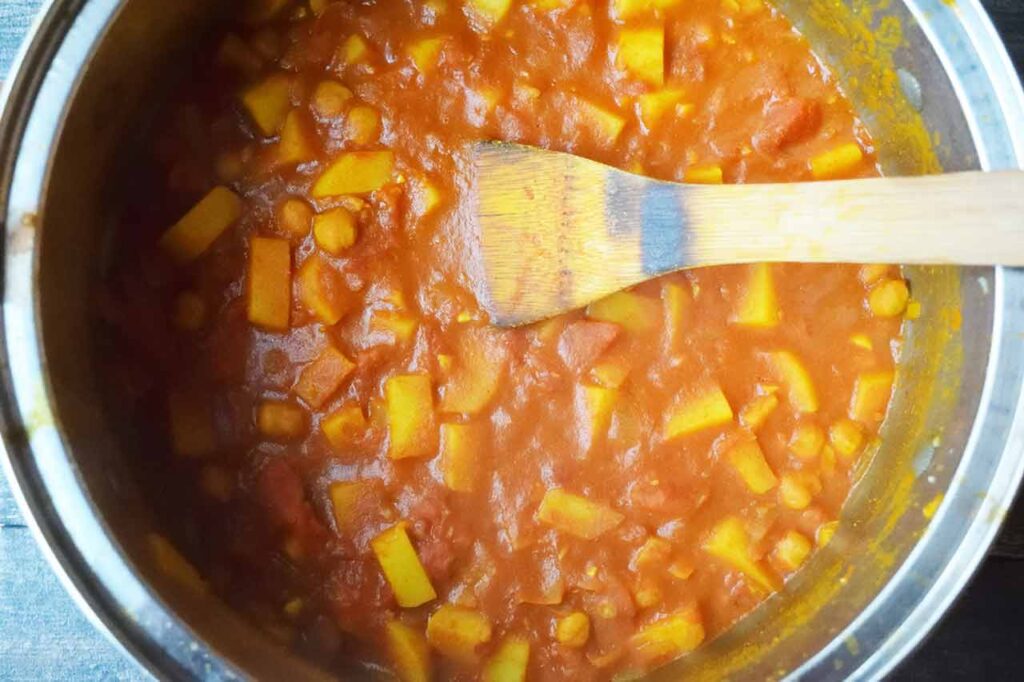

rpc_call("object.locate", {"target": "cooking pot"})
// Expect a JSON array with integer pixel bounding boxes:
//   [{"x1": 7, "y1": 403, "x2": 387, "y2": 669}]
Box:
[{"x1": 2, "y1": 0, "x2": 1024, "y2": 679}]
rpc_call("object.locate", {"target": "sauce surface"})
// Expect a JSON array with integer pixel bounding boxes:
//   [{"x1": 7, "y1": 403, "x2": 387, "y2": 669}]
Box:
[{"x1": 104, "y1": 0, "x2": 911, "y2": 679}]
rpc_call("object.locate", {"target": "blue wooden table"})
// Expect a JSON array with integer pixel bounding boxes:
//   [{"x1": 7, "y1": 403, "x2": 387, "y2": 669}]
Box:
[{"x1": 2, "y1": 1, "x2": 1024, "y2": 680}]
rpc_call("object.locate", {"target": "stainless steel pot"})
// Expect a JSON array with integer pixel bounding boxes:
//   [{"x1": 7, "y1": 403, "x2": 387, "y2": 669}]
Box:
[{"x1": 2, "y1": 1, "x2": 1024, "y2": 680}]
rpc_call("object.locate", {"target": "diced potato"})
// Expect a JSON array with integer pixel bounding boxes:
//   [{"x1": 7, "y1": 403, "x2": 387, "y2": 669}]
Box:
[
  {"x1": 663, "y1": 384, "x2": 733, "y2": 441},
  {"x1": 297, "y1": 254, "x2": 353, "y2": 325},
  {"x1": 820, "y1": 444, "x2": 837, "y2": 476},
  {"x1": 323, "y1": 404, "x2": 368, "y2": 451},
  {"x1": 426, "y1": 605, "x2": 493, "y2": 665},
  {"x1": 536, "y1": 488, "x2": 624, "y2": 539},
  {"x1": 810, "y1": 142, "x2": 864, "y2": 180},
  {"x1": 638, "y1": 88, "x2": 687, "y2": 129},
  {"x1": 571, "y1": 96, "x2": 627, "y2": 147},
  {"x1": 247, "y1": 237, "x2": 291, "y2": 331},
  {"x1": 385, "y1": 620, "x2": 433, "y2": 682},
  {"x1": 668, "y1": 559, "x2": 694, "y2": 580},
  {"x1": 765, "y1": 351, "x2": 818, "y2": 413},
  {"x1": 339, "y1": 34, "x2": 370, "y2": 65},
  {"x1": 630, "y1": 607, "x2": 705, "y2": 666},
  {"x1": 829, "y1": 418, "x2": 864, "y2": 459},
  {"x1": 168, "y1": 392, "x2": 216, "y2": 457},
  {"x1": 733, "y1": 264, "x2": 780, "y2": 327},
  {"x1": 662, "y1": 281, "x2": 690, "y2": 351},
  {"x1": 345, "y1": 105, "x2": 382, "y2": 146},
  {"x1": 257, "y1": 400, "x2": 307, "y2": 439},
  {"x1": 789, "y1": 422, "x2": 825, "y2": 460},
  {"x1": 313, "y1": 151, "x2": 394, "y2": 197},
  {"x1": 410, "y1": 175, "x2": 443, "y2": 217},
  {"x1": 329, "y1": 480, "x2": 368, "y2": 533},
  {"x1": 385, "y1": 374, "x2": 437, "y2": 460},
  {"x1": 632, "y1": 537, "x2": 672, "y2": 570},
  {"x1": 739, "y1": 393, "x2": 778, "y2": 431},
  {"x1": 312, "y1": 80, "x2": 354, "y2": 118},
  {"x1": 148, "y1": 533, "x2": 208, "y2": 593},
  {"x1": 591, "y1": 355, "x2": 631, "y2": 389},
  {"x1": 440, "y1": 421, "x2": 484, "y2": 493},
  {"x1": 484, "y1": 636, "x2": 529, "y2": 682},
  {"x1": 294, "y1": 345, "x2": 355, "y2": 408},
  {"x1": 372, "y1": 524, "x2": 437, "y2": 608},
  {"x1": 313, "y1": 207, "x2": 358, "y2": 255},
  {"x1": 612, "y1": 0, "x2": 682, "y2": 20},
  {"x1": 868, "y1": 279, "x2": 909, "y2": 317},
  {"x1": 726, "y1": 439, "x2": 777, "y2": 494},
  {"x1": 440, "y1": 327, "x2": 509, "y2": 414},
  {"x1": 277, "y1": 198, "x2": 313, "y2": 239},
  {"x1": 278, "y1": 109, "x2": 317, "y2": 165},
  {"x1": 587, "y1": 291, "x2": 660, "y2": 335},
  {"x1": 407, "y1": 37, "x2": 444, "y2": 74},
  {"x1": 241, "y1": 73, "x2": 292, "y2": 136},
  {"x1": 774, "y1": 530, "x2": 812, "y2": 571},
  {"x1": 850, "y1": 370, "x2": 894, "y2": 423},
  {"x1": 703, "y1": 516, "x2": 778, "y2": 593},
  {"x1": 159, "y1": 186, "x2": 243, "y2": 263},
  {"x1": 372, "y1": 311, "x2": 421, "y2": 345},
  {"x1": 778, "y1": 472, "x2": 813, "y2": 510},
  {"x1": 684, "y1": 165, "x2": 723, "y2": 184},
  {"x1": 577, "y1": 384, "x2": 617, "y2": 451},
  {"x1": 465, "y1": 0, "x2": 513, "y2": 27},
  {"x1": 173, "y1": 292, "x2": 206, "y2": 331},
  {"x1": 616, "y1": 27, "x2": 664, "y2": 86},
  {"x1": 555, "y1": 611, "x2": 590, "y2": 648}
]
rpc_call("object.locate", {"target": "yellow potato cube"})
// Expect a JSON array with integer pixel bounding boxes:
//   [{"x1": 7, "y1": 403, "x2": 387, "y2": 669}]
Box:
[
  {"x1": 168, "y1": 392, "x2": 216, "y2": 457},
  {"x1": 297, "y1": 254, "x2": 353, "y2": 325},
  {"x1": 484, "y1": 636, "x2": 529, "y2": 682},
  {"x1": 571, "y1": 96, "x2": 627, "y2": 146},
  {"x1": 810, "y1": 142, "x2": 864, "y2": 180},
  {"x1": 159, "y1": 186, "x2": 243, "y2": 263},
  {"x1": 440, "y1": 327, "x2": 509, "y2": 415},
  {"x1": 313, "y1": 151, "x2": 394, "y2": 197},
  {"x1": 632, "y1": 536, "x2": 672, "y2": 570},
  {"x1": 313, "y1": 207, "x2": 358, "y2": 255},
  {"x1": 726, "y1": 439, "x2": 778, "y2": 494},
  {"x1": 426, "y1": 605, "x2": 493, "y2": 665},
  {"x1": 329, "y1": 480, "x2": 368, "y2": 534},
  {"x1": 371, "y1": 311, "x2": 420, "y2": 345},
  {"x1": 820, "y1": 444, "x2": 837, "y2": 476},
  {"x1": 703, "y1": 516, "x2": 778, "y2": 593},
  {"x1": 466, "y1": 0, "x2": 513, "y2": 27},
  {"x1": 630, "y1": 607, "x2": 705, "y2": 666},
  {"x1": 311, "y1": 80, "x2": 354, "y2": 118},
  {"x1": 778, "y1": 472, "x2": 813, "y2": 510},
  {"x1": 440, "y1": 421, "x2": 483, "y2": 493},
  {"x1": 850, "y1": 370, "x2": 894, "y2": 423},
  {"x1": 577, "y1": 384, "x2": 617, "y2": 451},
  {"x1": 637, "y1": 88, "x2": 687, "y2": 129},
  {"x1": 277, "y1": 197, "x2": 313, "y2": 239},
  {"x1": 385, "y1": 374, "x2": 437, "y2": 460},
  {"x1": 241, "y1": 73, "x2": 292, "y2": 136},
  {"x1": 372, "y1": 524, "x2": 437, "y2": 608},
  {"x1": 616, "y1": 27, "x2": 665, "y2": 86},
  {"x1": 278, "y1": 109, "x2": 317, "y2": 165},
  {"x1": 555, "y1": 611, "x2": 590, "y2": 648},
  {"x1": 668, "y1": 559, "x2": 694, "y2": 580},
  {"x1": 339, "y1": 34, "x2": 370, "y2": 65},
  {"x1": 385, "y1": 620, "x2": 433, "y2": 682},
  {"x1": 148, "y1": 533, "x2": 207, "y2": 593},
  {"x1": 733, "y1": 263, "x2": 780, "y2": 327},
  {"x1": 257, "y1": 400, "x2": 307, "y2": 439},
  {"x1": 684, "y1": 164, "x2": 724, "y2": 184},
  {"x1": 587, "y1": 291, "x2": 660, "y2": 335},
  {"x1": 662, "y1": 280, "x2": 690, "y2": 350},
  {"x1": 789, "y1": 422, "x2": 825, "y2": 460},
  {"x1": 536, "y1": 488, "x2": 624, "y2": 539},
  {"x1": 774, "y1": 530, "x2": 812, "y2": 571},
  {"x1": 410, "y1": 175, "x2": 443, "y2": 217},
  {"x1": 345, "y1": 105, "x2": 382, "y2": 146},
  {"x1": 829, "y1": 418, "x2": 864, "y2": 459},
  {"x1": 765, "y1": 351, "x2": 818, "y2": 413},
  {"x1": 738, "y1": 393, "x2": 778, "y2": 431},
  {"x1": 323, "y1": 404, "x2": 368, "y2": 451},
  {"x1": 663, "y1": 384, "x2": 733, "y2": 441},
  {"x1": 612, "y1": 0, "x2": 682, "y2": 19},
  {"x1": 247, "y1": 237, "x2": 291, "y2": 331},
  {"x1": 407, "y1": 37, "x2": 445, "y2": 74},
  {"x1": 868, "y1": 279, "x2": 910, "y2": 317},
  {"x1": 591, "y1": 355, "x2": 631, "y2": 389},
  {"x1": 173, "y1": 292, "x2": 206, "y2": 331},
  {"x1": 294, "y1": 345, "x2": 355, "y2": 408}
]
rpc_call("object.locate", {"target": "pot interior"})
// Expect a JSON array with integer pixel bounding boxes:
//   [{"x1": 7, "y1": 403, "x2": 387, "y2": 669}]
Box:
[{"x1": 25, "y1": 0, "x2": 998, "y2": 678}]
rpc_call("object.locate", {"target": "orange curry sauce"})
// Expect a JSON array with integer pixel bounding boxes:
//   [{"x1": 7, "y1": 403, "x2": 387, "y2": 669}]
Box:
[{"x1": 104, "y1": 0, "x2": 911, "y2": 679}]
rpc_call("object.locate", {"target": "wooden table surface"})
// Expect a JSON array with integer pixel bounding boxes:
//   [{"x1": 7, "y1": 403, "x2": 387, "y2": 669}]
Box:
[{"x1": 2, "y1": 1, "x2": 1024, "y2": 679}]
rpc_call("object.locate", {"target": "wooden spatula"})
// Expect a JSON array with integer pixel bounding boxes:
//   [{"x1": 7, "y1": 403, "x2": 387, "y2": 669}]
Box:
[{"x1": 467, "y1": 142, "x2": 1024, "y2": 326}]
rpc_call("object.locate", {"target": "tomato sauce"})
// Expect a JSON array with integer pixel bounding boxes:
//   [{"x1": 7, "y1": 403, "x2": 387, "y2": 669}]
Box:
[{"x1": 103, "y1": 0, "x2": 911, "y2": 679}]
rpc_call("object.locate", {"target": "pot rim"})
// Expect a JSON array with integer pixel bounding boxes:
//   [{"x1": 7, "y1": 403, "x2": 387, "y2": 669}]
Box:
[{"x1": 2, "y1": 1, "x2": 1024, "y2": 680}]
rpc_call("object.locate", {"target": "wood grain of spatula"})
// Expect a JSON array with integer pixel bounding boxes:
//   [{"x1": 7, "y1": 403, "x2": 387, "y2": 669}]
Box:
[{"x1": 467, "y1": 142, "x2": 1024, "y2": 326}]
